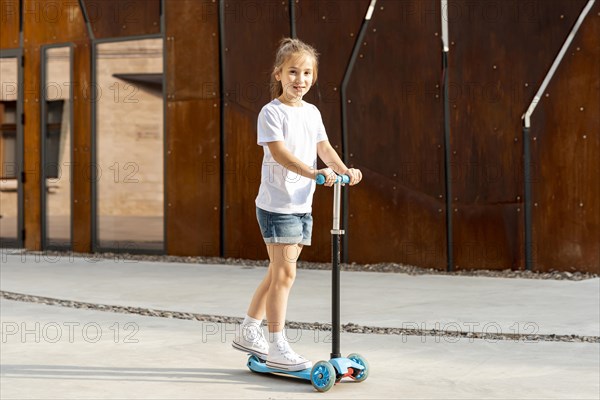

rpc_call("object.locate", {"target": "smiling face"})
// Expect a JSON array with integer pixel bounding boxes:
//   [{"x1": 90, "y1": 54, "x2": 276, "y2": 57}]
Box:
[{"x1": 275, "y1": 53, "x2": 316, "y2": 106}]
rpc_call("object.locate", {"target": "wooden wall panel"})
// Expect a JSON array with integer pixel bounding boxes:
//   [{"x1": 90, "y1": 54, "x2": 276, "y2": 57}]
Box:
[
  {"x1": 531, "y1": 2, "x2": 600, "y2": 273},
  {"x1": 448, "y1": 0, "x2": 587, "y2": 270},
  {"x1": 295, "y1": 0, "x2": 369, "y2": 262},
  {"x1": 0, "y1": 0, "x2": 20, "y2": 49},
  {"x1": 82, "y1": 0, "x2": 160, "y2": 39},
  {"x1": 345, "y1": 0, "x2": 447, "y2": 268},
  {"x1": 22, "y1": 0, "x2": 90, "y2": 250},
  {"x1": 165, "y1": 0, "x2": 220, "y2": 256},
  {"x1": 222, "y1": 0, "x2": 289, "y2": 259}
]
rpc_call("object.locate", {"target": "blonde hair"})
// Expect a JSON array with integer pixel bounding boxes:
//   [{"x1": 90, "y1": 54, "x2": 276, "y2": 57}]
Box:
[{"x1": 270, "y1": 38, "x2": 319, "y2": 100}]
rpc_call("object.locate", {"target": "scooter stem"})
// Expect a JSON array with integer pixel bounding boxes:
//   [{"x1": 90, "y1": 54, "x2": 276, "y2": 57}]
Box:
[{"x1": 331, "y1": 180, "x2": 344, "y2": 359}]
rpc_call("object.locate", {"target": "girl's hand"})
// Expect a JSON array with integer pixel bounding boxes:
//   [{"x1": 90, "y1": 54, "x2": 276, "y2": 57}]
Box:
[
  {"x1": 344, "y1": 168, "x2": 363, "y2": 186},
  {"x1": 316, "y1": 167, "x2": 337, "y2": 187}
]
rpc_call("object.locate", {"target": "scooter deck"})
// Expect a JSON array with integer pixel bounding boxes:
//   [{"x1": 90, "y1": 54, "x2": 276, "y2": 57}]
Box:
[{"x1": 247, "y1": 355, "x2": 312, "y2": 380}]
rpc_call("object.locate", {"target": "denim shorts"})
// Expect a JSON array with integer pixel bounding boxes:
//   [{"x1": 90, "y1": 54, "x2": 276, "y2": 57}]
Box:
[{"x1": 256, "y1": 207, "x2": 313, "y2": 246}]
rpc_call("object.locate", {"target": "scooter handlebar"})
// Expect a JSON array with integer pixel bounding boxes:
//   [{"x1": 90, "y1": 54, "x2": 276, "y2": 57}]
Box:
[{"x1": 316, "y1": 174, "x2": 350, "y2": 185}]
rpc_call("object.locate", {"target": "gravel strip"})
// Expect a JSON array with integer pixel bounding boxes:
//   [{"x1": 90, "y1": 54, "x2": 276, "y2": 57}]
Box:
[
  {"x1": 2, "y1": 249, "x2": 598, "y2": 281},
  {"x1": 2, "y1": 290, "x2": 598, "y2": 344}
]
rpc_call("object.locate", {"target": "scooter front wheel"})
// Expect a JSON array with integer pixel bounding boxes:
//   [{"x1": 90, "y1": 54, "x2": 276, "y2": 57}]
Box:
[
  {"x1": 311, "y1": 360, "x2": 336, "y2": 392},
  {"x1": 347, "y1": 353, "x2": 369, "y2": 382}
]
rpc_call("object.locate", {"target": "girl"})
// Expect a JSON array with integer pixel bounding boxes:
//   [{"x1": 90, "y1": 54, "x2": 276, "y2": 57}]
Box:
[{"x1": 232, "y1": 38, "x2": 362, "y2": 371}]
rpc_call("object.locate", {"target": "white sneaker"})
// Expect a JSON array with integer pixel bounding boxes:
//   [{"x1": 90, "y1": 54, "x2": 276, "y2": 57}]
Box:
[
  {"x1": 232, "y1": 324, "x2": 268, "y2": 361},
  {"x1": 266, "y1": 341, "x2": 312, "y2": 371}
]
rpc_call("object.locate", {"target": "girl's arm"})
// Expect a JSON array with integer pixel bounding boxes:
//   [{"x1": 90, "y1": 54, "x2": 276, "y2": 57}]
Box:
[
  {"x1": 317, "y1": 140, "x2": 362, "y2": 185},
  {"x1": 267, "y1": 141, "x2": 337, "y2": 185}
]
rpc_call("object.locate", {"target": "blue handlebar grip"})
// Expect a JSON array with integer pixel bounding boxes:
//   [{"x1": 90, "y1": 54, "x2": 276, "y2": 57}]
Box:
[{"x1": 316, "y1": 174, "x2": 350, "y2": 185}]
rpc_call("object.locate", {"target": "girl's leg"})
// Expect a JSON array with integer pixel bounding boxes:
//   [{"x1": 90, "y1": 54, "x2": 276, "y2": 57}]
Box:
[
  {"x1": 246, "y1": 264, "x2": 272, "y2": 320},
  {"x1": 265, "y1": 243, "x2": 303, "y2": 334}
]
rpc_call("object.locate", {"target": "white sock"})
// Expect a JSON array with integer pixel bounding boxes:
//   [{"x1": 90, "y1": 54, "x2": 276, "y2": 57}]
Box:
[
  {"x1": 242, "y1": 315, "x2": 262, "y2": 327},
  {"x1": 268, "y1": 331, "x2": 285, "y2": 352},
  {"x1": 241, "y1": 315, "x2": 263, "y2": 342}
]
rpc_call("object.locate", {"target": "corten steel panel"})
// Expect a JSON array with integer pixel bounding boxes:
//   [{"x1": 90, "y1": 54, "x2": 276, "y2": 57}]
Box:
[
  {"x1": 295, "y1": 0, "x2": 370, "y2": 262},
  {"x1": 448, "y1": 0, "x2": 588, "y2": 270},
  {"x1": 345, "y1": 0, "x2": 447, "y2": 268},
  {"x1": 82, "y1": 0, "x2": 160, "y2": 39},
  {"x1": 23, "y1": 45, "x2": 42, "y2": 249},
  {"x1": 165, "y1": 0, "x2": 220, "y2": 256},
  {"x1": 23, "y1": 0, "x2": 89, "y2": 45},
  {"x1": 165, "y1": 0, "x2": 219, "y2": 101},
  {"x1": 0, "y1": 0, "x2": 20, "y2": 49},
  {"x1": 72, "y1": 40, "x2": 92, "y2": 253},
  {"x1": 166, "y1": 100, "x2": 220, "y2": 256},
  {"x1": 222, "y1": 0, "x2": 290, "y2": 260},
  {"x1": 530, "y1": 2, "x2": 600, "y2": 273}
]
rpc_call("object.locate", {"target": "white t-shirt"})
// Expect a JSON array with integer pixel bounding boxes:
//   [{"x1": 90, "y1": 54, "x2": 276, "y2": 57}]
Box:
[{"x1": 255, "y1": 99, "x2": 328, "y2": 214}]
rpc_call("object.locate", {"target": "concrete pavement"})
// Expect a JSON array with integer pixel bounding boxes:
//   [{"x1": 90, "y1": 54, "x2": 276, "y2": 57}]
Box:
[{"x1": 1, "y1": 251, "x2": 599, "y2": 398}]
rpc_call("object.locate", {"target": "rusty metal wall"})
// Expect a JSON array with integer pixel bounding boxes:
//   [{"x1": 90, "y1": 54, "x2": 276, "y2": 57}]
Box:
[
  {"x1": 221, "y1": 0, "x2": 290, "y2": 260},
  {"x1": 345, "y1": 0, "x2": 447, "y2": 268},
  {"x1": 81, "y1": 0, "x2": 161, "y2": 39},
  {"x1": 530, "y1": 1, "x2": 600, "y2": 272},
  {"x1": 295, "y1": 0, "x2": 370, "y2": 262},
  {"x1": 3, "y1": 0, "x2": 598, "y2": 272},
  {"x1": 447, "y1": 0, "x2": 591, "y2": 271},
  {"x1": 0, "y1": 0, "x2": 20, "y2": 49},
  {"x1": 20, "y1": 0, "x2": 91, "y2": 250},
  {"x1": 165, "y1": 0, "x2": 221, "y2": 256}
]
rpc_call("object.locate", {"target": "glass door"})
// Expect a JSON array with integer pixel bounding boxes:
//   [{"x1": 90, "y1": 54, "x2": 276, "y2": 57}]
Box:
[
  {"x1": 0, "y1": 53, "x2": 23, "y2": 248},
  {"x1": 41, "y1": 45, "x2": 73, "y2": 249}
]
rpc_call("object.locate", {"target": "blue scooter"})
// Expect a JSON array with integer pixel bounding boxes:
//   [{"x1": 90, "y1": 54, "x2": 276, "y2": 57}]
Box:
[{"x1": 246, "y1": 174, "x2": 369, "y2": 392}]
